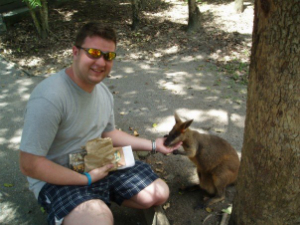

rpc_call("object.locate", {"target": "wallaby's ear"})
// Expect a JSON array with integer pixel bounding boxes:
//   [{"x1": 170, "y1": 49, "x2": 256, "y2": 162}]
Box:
[
  {"x1": 180, "y1": 119, "x2": 193, "y2": 133},
  {"x1": 174, "y1": 112, "x2": 182, "y2": 124},
  {"x1": 184, "y1": 119, "x2": 193, "y2": 129}
]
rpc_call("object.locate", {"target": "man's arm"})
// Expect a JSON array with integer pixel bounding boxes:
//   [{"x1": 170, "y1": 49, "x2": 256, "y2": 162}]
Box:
[
  {"x1": 19, "y1": 151, "x2": 113, "y2": 185},
  {"x1": 102, "y1": 129, "x2": 182, "y2": 154}
]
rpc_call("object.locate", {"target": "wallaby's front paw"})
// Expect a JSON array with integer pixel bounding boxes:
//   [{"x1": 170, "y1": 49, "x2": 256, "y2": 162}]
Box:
[{"x1": 173, "y1": 150, "x2": 180, "y2": 155}]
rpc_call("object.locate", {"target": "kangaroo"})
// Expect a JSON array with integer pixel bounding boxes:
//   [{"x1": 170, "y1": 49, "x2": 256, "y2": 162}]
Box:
[{"x1": 164, "y1": 113, "x2": 240, "y2": 206}]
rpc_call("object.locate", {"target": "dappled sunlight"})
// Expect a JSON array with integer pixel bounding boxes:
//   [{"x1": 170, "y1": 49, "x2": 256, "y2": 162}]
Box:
[
  {"x1": 54, "y1": 9, "x2": 78, "y2": 22},
  {"x1": 185, "y1": 166, "x2": 199, "y2": 184},
  {"x1": 150, "y1": 108, "x2": 245, "y2": 134},
  {"x1": 16, "y1": 79, "x2": 35, "y2": 101},
  {"x1": 0, "y1": 201, "x2": 18, "y2": 224},
  {"x1": 0, "y1": 102, "x2": 9, "y2": 107},
  {"x1": 162, "y1": 46, "x2": 179, "y2": 55},
  {"x1": 230, "y1": 113, "x2": 245, "y2": 128},
  {"x1": 19, "y1": 57, "x2": 43, "y2": 68},
  {"x1": 145, "y1": 0, "x2": 188, "y2": 25},
  {"x1": 152, "y1": 115, "x2": 177, "y2": 133},
  {"x1": 200, "y1": 2, "x2": 253, "y2": 35},
  {"x1": 175, "y1": 108, "x2": 228, "y2": 124},
  {"x1": 8, "y1": 129, "x2": 23, "y2": 148}
]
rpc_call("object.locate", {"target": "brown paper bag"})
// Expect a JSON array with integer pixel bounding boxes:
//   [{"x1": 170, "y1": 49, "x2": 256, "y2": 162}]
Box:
[{"x1": 83, "y1": 137, "x2": 126, "y2": 172}]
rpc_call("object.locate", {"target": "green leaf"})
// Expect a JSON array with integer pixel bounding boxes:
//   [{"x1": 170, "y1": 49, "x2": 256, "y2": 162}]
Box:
[
  {"x1": 4, "y1": 183, "x2": 13, "y2": 187},
  {"x1": 23, "y1": 0, "x2": 42, "y2": 8},
  {"x1": 222, "y1": 205, "x2": 232, "y2": 214},
  {"x1": 152, "y1": 123, "x2": 157, "y2": 128}
]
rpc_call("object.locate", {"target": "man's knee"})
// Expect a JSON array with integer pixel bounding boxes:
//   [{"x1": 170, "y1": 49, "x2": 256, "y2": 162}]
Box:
[
  {"x1": 152, "y1": 178, "x2": 170, "y2": 205},
  {"x1": 139, "y1": 179, "x2": 170, "y2": 207},
  {"x1": 63, "y1": 199, "x2": 113, "y2": 225}
]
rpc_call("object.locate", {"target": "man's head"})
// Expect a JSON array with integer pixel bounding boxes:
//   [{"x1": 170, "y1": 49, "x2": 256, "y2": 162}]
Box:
[
  {"x1": 70, "y1": 22, "x2": 117, "y2": 92},
  {"x1": 74, "y1": 22, "x2": 117, "y2": 47}
]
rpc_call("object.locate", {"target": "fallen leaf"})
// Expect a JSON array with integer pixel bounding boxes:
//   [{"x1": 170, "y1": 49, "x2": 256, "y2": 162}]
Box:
[
  {"x1": 163, "y1": 202, "x2": 170, "y2": 210},
  {"x1": 222, "y1": 205, "x2": 232, "y2": 214},
  {"x1": 155, "y1": 161, "x2": 163, "y2": 165},
  {"x1": 152, "y1": 123, "x2": 157, "y2": 128},
  {"x1": 133, "y1": 130, "x2": 139, "y2": 136},
  {"x1": 4, "y1": 183, "x2": 13, "y2": 187},
  {"x1": 155, "y1": 168, "x2": 164, "y2": 173},
  {"x1": 206, "y1": 207, "x2": 213, "y2": 213},
  {"x1": 40, "y1": 207, "x2": 46, "y2": 213}
]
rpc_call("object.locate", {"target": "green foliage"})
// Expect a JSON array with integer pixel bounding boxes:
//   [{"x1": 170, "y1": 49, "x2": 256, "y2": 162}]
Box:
[{"x1": 23, "y1": 0, "x2": 42, "y2": 8}]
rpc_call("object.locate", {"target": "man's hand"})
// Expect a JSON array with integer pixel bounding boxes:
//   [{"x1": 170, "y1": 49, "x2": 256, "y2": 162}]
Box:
[
  {"x1": 155, "y1": 137, "x2": 182, "y2": 155},
  {"x1": 88, "y1": 164, "x2": 114, "y2": 184}
]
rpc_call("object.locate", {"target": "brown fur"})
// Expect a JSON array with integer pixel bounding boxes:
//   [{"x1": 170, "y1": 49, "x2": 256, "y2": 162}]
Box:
[{"x1": 164, "y1": 113, "x2": 240, "y2": 205}]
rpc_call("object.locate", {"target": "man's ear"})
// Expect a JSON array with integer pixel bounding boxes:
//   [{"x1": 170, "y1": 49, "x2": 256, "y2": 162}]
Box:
[{"x1": 72, "y1": 46, "x2": 79, "y2": 57}]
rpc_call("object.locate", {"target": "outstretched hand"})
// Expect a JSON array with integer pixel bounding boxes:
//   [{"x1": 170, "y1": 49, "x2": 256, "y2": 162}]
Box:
[{"x1": 155, "y1": 137, "x2": 182, "y2": 155}]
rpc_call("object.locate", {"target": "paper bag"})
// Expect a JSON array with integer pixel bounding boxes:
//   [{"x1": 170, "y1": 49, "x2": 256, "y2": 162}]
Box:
[{"x1": 83, "y1": 137, "x2": 135, "y2": 172}]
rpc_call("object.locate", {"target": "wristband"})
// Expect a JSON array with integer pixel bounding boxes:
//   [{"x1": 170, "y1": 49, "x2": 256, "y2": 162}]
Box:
[
  {"x1": 83, "y1": 172, "x2": 92, "y2": 186},
  {"x1": 151, "y1": 140, "x2": 157, "y2": 154}
]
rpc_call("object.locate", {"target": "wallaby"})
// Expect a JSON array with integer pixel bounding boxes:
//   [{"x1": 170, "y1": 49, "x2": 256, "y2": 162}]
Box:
[{"x1": 164, "y1": 113, "x2": 240, "y2": 206}]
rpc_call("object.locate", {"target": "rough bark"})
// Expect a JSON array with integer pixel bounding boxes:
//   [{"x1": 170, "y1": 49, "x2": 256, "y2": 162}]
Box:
[
  {"x1": 187, "y1": 0, "x2": 201, "y2": 32},
  {"x1": 40, "y1": 0, "x2": 49, "y2": 33},
  {"x1": 131, "y1": 0, "x2": 141, "y2": 30},
  {"x1": 25, "y1": 1, "x2": 43, "y2": 38},
  {"x1": 230, "y1": 0, "x2": 300, "y2": 224},
  {"x1": 25, "y1": 0, "x2": 49, "y2": 39},
  {"x1": 235, "y1": 0, "x2": 244, "y2": 13}
]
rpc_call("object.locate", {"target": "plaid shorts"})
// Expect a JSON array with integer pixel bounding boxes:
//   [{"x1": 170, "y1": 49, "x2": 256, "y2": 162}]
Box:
[{"x1": 38, "y1": 160, "x2": 159, "y2": 225}]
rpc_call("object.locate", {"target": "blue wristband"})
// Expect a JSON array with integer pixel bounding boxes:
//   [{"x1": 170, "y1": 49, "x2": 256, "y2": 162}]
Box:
[{"x1": 83, "y1": 172, "x2": 92, "y2": 186}]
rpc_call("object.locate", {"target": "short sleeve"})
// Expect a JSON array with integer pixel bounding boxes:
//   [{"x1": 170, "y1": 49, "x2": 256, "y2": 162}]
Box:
[{"x1": 19, "y1": 97, "x2": 61, "y2": 156}]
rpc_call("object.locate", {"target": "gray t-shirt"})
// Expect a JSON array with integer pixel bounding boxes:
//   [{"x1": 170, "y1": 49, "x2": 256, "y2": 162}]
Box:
[{"x1": 19, "y1": 69, "x2": 115, "y2": 198}]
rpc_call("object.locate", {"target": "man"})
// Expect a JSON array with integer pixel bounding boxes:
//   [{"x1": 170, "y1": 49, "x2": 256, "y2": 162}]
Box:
[{"x1": 19, "y1": 22, "x2": 181, "y2": 225}]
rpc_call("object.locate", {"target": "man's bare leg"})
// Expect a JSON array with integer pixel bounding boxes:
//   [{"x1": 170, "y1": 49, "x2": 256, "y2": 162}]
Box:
[
  {"x1": 63, "y1": 199, "x2": 113, "y2": 225},
  {"x1": 122, "y1": 178, "x2": 169, "y2": 209}
]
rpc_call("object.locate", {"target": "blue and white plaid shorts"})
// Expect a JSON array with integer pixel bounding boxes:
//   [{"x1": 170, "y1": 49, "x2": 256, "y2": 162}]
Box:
[{"x1": 38, "y1": 160, "x2": 159, "y2": 225}]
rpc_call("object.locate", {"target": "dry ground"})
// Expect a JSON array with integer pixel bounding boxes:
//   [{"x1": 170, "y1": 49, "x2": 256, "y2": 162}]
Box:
[{"x1": 0, "y1": 0, "x2": 254, "y2": 224}]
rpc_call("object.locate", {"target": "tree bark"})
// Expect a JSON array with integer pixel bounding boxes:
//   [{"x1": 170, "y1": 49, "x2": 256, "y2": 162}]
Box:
[
  {"x1": 25, "y1": 1, "x2": 43, "y2": 38},
  {"x1": 187, "y1": 0, "x2": 201, "y2": 32},
  {"x1": 230, "y1": 0, "x2": 300, "y2": 224},
  {"x1": 131, "y1": 0, "x2": 141, "y2": 30},
  {"x1": 40, "y1": 0, "x2": 49, "y2": 33},
  {"x1": 235, "y1": 0, "x2": 244, "y2": 13}
]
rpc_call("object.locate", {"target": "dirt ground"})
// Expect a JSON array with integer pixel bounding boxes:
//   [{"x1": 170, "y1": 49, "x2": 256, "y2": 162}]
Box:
[{"x1": 0, "y1": 0, "x2": 253, "y2": 224}]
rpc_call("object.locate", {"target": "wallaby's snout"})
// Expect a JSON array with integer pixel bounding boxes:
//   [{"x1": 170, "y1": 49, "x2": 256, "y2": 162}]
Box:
[
  {"x1": 163, "y1": 135, "x2": 172, "y2": 146},
  {"x1": 163, "y1": 113, "x2": 193, "y2": 147}
]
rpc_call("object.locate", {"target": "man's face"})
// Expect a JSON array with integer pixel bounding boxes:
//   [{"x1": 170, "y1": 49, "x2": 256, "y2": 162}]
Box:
[{"x1": 72, "y1": 36, "x2": 116, "y2": 90}]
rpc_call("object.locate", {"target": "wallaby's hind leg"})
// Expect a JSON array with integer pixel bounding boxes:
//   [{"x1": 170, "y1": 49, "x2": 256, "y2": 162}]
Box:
[
  {"x1": 199, "y1": 172, "x2": 215, "y2": 195},
  {"x1": 205, "y1": 173, "x2": 228, "y2": 206}
]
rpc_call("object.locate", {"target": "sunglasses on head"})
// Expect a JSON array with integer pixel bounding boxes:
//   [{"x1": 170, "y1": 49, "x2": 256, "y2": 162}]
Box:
[{"x1": 76, "y1": 46, "x2": 116, "y2": 61}]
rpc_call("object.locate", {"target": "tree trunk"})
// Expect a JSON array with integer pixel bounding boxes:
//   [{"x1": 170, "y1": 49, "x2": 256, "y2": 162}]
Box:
[
  {"x1": 40, "y1": 0, "x2": 49, "y2": 32},
  {"x1": 25, "y1": 1, "x2": 43, "y2": 38},
  {"x1": 131, "y1": 0, "x2": 141, "y2": 30},
  {"x1": 187, "y1": 0, "x2": 201, "y2": 32},
  {"x1": 230, "y1": 0, "x2": 300, "y2": 224},
  {"x1": 234, "y1": 0, "x2": 244, "y2": 13}
]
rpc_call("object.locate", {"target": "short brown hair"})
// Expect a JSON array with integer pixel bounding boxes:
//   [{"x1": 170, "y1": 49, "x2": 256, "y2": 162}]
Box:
[{"x1": 74, "y1": 22, "x2": 117, "y2": 47}]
